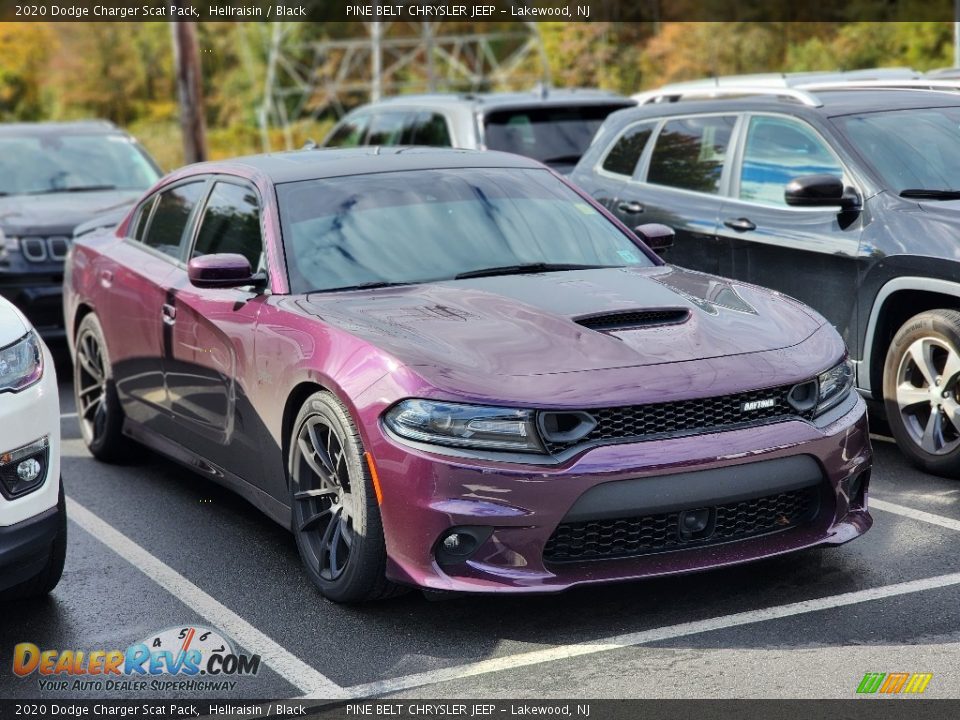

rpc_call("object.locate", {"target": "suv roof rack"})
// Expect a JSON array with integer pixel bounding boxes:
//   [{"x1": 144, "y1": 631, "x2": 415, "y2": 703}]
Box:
[
  {"x1": 798, "y1": 78, "x2": 960, "y2": 93},
  {"x1": 634, "y1": 82, "x2": 823, "y2": 108}
]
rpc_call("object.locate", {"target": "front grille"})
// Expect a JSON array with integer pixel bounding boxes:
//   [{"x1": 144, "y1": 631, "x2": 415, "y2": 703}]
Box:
[
  {"x1": 19, "y1": 236, "x2": 71, "y2": 263},
  {"x1": 543, "y1": 486, "x2": 819, "y2": 562},
  {"x1": 576, "y1": 309, "x2": 690, "y2": 331},
  {"x1": 542, "y1": 384, "x2": 812, "y2": 454}
]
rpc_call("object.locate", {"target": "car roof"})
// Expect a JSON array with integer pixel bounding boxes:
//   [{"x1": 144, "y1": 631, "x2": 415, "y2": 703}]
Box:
[
  {"x1": 360, "y1": 88, "x2": 632, "y2": 112},
  {"x1": 0, "y1": 120, "x2": 122, "y2": 136},
  {"x1": 614, "y1": 88, "x2": 960, "y2": 123},
  {"x1": 186, "y1": 146, "x2": 547, "y2": 184}
]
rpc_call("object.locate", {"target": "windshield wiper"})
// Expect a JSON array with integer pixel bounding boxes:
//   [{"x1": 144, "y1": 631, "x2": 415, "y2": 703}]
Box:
[
  {"x1": 899, "y1": 189, "x2": 960, "y2": 200},
  {"x1": 26, "y1": 185, "x2": 118, "y2": 195},
  {"x1": 309, "y1": 280, "x2": 416, "y2": 293},
  {"x1": 454, "y1": 263, "x2": 612, "y2": 280}
]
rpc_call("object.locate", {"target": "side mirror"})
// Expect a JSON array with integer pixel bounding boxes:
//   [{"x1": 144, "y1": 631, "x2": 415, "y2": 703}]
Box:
[
  {"x1": 785, "y1": 174, "x2": 860, "y2": 210},
  {"x1": 187, "y1": 253, "x2": 259, "y2": 289},
  {"x1": 634, "y1": 223, "x2": 675, "y2": 254}
]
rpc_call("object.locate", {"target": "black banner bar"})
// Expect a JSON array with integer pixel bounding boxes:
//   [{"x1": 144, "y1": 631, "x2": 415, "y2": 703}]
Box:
[
  {"x1": 0, "y1": 0, "x2": 957, "y2": 23},
  {"x1": 3, "y1": 700, "x2": 960, "y2": 720}
]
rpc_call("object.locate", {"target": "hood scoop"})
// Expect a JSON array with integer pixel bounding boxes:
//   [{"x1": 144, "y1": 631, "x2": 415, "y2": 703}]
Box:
[{"x1": 575, "y1": 308, "x2": 691, "y2": 332}]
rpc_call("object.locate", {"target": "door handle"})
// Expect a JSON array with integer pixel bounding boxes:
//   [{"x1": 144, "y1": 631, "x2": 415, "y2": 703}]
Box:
[
  {"x1": 617, "y1": 201, "x2": 645, "y2": 214},
  {"x1": 723, "y1": 217, "x2": 757, "y2": 232},
  {"x1": 161, "y1": 303, "x2": 176, "y2": 325}
]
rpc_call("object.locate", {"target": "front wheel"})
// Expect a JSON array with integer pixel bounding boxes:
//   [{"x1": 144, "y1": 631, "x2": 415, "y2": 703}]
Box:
[
  {"x1": 288, "y1": 391, "x2": 402, "y2": 602},
  {"x1": 883, "y1": 309, "x2": 960, "y2": 477}
]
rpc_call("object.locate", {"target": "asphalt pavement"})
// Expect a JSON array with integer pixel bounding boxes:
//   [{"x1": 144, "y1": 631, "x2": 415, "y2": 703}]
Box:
[{"x1": 3, "y1": 357, "x2": 960, "y2": 700}]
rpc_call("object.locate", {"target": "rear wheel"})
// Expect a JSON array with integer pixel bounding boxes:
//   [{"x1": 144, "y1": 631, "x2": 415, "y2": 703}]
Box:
[
  {"x1": 74, "y1": 313, "x2": 128, "y2": 462},
  {"x1": 883, "y1": 309, "x2": 960, "y2": 477},
  {"x1": 288, "y1": 391, "x2": 402, "y2": 602}
]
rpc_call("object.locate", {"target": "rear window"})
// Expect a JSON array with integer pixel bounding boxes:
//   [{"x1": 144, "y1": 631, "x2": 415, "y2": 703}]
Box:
[
  {"x1": 141, "y1": 182, "x2": 206, "y2": 259},
  {"x1": 483, "y1": 103, "x2": 631, "y2": 169},
  {"x1": 601, "y1": 122, "x2": 655, "y2": 177}
]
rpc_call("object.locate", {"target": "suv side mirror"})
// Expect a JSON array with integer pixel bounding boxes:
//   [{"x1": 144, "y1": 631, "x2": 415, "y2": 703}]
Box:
[
  {"x1": 634, "y1": 223, "x2": 675, "y2": 254},
  {"x1": 785, "y1": 174, "x2": 860, "y2": 210},
  {"x1": 188, "y1": 253, "x2": 259, "y2": 289}
]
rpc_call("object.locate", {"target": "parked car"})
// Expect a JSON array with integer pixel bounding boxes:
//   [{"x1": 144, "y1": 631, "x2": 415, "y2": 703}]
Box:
[
  {"x1": 0, "y1": 296, "x2": 64, "y2": 600},
  {"x1": 321, "y1": 88, "x2": 634, "y2": 173},
  {"x1": 64, "y1": 147, "x2": 871, "y2": 601},
  {"x1": 571, "y1": 83, "x2": 960, "y2": 476},
  {"x1": 0, "y1": 121, "x2": 162, "y2": 339}
]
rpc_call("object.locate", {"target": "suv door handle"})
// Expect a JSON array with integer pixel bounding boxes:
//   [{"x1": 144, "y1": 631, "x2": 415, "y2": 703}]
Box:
[
  {"x1": 617, "y1": 201, "x2": 645, "y2": 214},
  {"x1": 723, "y1": 217, "x2": 757, "y2": 232},
  {"x1": 161, "y1": 303, "x2": 176, "y2": 325}
]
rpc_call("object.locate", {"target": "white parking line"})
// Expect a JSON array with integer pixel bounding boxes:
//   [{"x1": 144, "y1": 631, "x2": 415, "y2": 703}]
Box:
[
  {"x1": 60, "y1": 412, "x2": 77, "y2": 419},
  {"x1": 334, "y1": 570, "x2": 960, "y2": 699},
  {"x1": 868, "y1": 433, "x2": 896, "y2": 444},
  {"x1": 66, "y1": 497, "x2": 348, "y2": 699},
  {"x1": 871, "y1": 497, "x2": 960, "y2": 533}
]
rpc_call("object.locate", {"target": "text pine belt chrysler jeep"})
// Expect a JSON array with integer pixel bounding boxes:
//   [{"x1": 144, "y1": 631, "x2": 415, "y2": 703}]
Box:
[
  {"x1": 64, "y1": 147, "x2": 871, "y2": 602},
  {"x1": 572, "y1": 78, "x2": 960, "y2": 476}
]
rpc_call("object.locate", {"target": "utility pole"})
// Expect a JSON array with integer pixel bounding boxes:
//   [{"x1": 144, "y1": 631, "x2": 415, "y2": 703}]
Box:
[
  {"x1": 371, "y1": 19, "x2": 383, "y2": 102},
  {"x1": 171, "y1": 14, "x2": 208, "y2": 164},
  {"x1": 955, "y1": 0, "x2": 960, "y2": 67}
]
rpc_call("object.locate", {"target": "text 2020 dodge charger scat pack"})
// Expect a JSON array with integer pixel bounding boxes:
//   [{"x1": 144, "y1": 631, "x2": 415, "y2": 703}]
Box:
[{"x1": 64, "y1": 148, "x2": 872, "y2": 601}]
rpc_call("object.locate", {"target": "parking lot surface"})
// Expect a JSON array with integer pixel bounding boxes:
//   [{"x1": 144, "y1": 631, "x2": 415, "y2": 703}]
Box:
[{"x1": 3, "y1": 358, "x2": 960, "y2": 700}]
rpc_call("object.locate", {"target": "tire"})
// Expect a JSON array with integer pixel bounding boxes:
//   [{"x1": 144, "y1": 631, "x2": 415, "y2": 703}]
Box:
[
  {"x1": 883, "y1": 309, "x2": 960, "y2": 477},
  {"x1": 1, "y1": 483, "x2": 67, "y2": 601},
  {"x1": 287, "y1": 391, "x2": 403, "y2": 602},
  {"x1": 74, "y1": 313, "x2": 129, "y2": 462}
]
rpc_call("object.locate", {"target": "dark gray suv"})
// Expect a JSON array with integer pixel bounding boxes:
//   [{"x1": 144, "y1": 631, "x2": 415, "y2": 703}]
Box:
[
  {"x1": 571, "y1": 82, "x2": 960, "y2": 476},
  {"x1": 0, "y1": 121, "x2": 161, "y2": 337},
  {"x1": 322, "y1": 88, "x2": 634, "y2": 174}
]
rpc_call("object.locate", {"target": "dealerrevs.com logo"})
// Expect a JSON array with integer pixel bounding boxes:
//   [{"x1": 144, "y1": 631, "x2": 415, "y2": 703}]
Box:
[
  {"x1": 856, "y1": 672, "x2": 933, "y2": 695},
  {"x1": 13, "y1": 625, "x2": 261, "y2": 692}
]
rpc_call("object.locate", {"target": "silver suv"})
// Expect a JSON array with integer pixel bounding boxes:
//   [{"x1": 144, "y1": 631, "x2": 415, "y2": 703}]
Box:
[{"x1": 321, "y1": 88, "x2": 634, "y2": 174}]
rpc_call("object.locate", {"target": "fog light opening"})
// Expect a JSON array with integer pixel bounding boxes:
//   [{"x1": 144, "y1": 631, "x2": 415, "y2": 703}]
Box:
[
  {"x1": 848, "y1": 470, "x2": 870, "y2": 510},
  {"x1": 16, "y1": 458, "x2": 41, "y2": 483},
  {"x1": 435, "y1": 526, "x2": 494, "y2": 566}
]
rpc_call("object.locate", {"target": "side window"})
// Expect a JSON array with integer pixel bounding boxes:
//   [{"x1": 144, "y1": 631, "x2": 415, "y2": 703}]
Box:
[
  {"x1": 325, "y1": 114, "x2": 370, "y2": 148},
  {"x1": 130, "y1": 196, "x2": 156, "y2": 241},
  {"x1": 366, "y1": 112, "x2": 409, "y2": 146},
  {"x1": 141, "y1": 182, "x2": 206, "y2": 259},
  {"x1": 739, "y1": 116, "x2": 845, "y2": 206},
  {"x1": 647, "y1": 116, "x2": 736, "y2": 194},
  {"x1": 405, "y1": 112, "x2": 452, "y2": 146},
  {"x1": 601, "y1": 123, "x2": 655, "y2": 177},
  {"x1": 192, "y1": 182, "x2": 264, "y2": 271}
]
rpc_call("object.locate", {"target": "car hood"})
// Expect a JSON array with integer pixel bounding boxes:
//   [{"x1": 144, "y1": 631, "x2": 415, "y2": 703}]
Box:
[
  {"x1": 0, "y1": 190, "x2": 142, "y2": 235},
  {"x1": 0, "y1": 296, "x2": 29, "y2": 347},
  {"x1": 297, "y1": 266, "x2": 826, "y2": 378}
]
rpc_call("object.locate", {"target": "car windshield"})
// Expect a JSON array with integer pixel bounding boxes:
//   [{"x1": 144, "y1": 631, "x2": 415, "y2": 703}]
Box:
[
  {"x1": 0, "y1": 133, "x2": 160, "y2": 196},
  {"x1": 277, "y1": 167, "x2": 653, "y2": 294},
  {"x1": 834, "y1": 106, "x2": 960, "y2": 194},
  {"x1": 482, "y1": 105, "x2": 629, "y2": 168}
]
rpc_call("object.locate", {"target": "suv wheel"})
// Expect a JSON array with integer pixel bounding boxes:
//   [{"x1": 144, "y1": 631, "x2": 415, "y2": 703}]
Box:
[
  {"x1": 884, "y1": 309, "x2": 960, "y2": 476},
  {"x1": 288, "y1": 391, "x2": 403, "y2": 602},
  {"x1": 74, "y1": 313, "x2": 129, "y2": 462}
]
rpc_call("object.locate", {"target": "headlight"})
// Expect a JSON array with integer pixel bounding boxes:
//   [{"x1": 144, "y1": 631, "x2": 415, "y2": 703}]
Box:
[
  {"x1": 384, "y1": 399, "x2": 544, "y2": 453},
  {"x1": 0, "y1": 332, "x2": 44, "y2": 392},
  {"x1": 815, "y1": 358, "x2": 854, "y2": 416},
  {"x1": 0, "y1": 229, "x2": 14, "y2": 263}
]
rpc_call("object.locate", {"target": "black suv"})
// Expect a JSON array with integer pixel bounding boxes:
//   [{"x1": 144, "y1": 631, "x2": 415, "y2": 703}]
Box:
[
  {"x1": 571, "y1": 83, "x2": 960, "y2": 476},
  {"x1": 0, "y1": 121, "x2": 161, "y2": 337}
]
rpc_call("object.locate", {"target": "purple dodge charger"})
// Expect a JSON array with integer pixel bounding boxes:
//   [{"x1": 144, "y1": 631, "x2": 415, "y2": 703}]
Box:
[{"x1": 64, "y1": 148, "x2": 872, "y2": 601}]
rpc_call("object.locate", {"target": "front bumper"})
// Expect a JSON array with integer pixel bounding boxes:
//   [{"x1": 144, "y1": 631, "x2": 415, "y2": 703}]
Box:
[
  {"x1": 0, "y1": 339, "x2": 61, "y2": 527},
  {"x1": 0, "y1": 503, "x2": 61, "y2": 592},
  {"x1": 369, "y1": 395, "x2": 872, "y2": 593}
]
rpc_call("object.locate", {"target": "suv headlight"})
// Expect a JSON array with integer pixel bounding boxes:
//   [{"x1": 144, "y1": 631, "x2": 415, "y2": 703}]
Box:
[
  {"x1": 815, "y1": 358, "x2": 854, "y2": 416},
  {"x1": 0, "y1": 229, "x2": 14, "y2": 263},
  {"x1": 384, "y1": 399, "x2": 544, "y2": 452},
  {"x1": 0, "y1": 332, "x2": 44, "y2": 392}
]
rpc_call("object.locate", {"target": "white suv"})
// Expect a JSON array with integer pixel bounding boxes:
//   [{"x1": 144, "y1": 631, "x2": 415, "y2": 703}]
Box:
[{"x1": 0, "y1": 295, "x2": 64, "y2": 599}]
